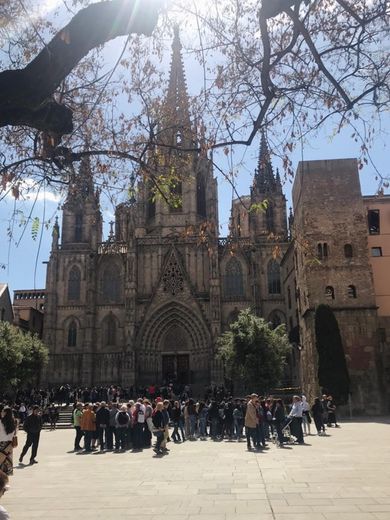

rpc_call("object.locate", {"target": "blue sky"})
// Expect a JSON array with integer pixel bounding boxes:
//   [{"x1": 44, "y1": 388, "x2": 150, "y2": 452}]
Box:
[{"x1": 0, "y1": 20, "x2": 389, "y2": 297}]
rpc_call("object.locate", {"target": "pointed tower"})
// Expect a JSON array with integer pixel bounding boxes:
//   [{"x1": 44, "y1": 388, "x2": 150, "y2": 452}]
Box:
[
  {"x1": 61, "y1": 154, "x2": 102, "y2": 250},
  {"x1": 249, "y1": 132, "x2": 287, "y2": 239},
  {"x1": 159, "y1": 25, "x2": 194, "y2": 148},
  {"x1": 140, "y1": 26, "x2": 218, "y2": 238}
]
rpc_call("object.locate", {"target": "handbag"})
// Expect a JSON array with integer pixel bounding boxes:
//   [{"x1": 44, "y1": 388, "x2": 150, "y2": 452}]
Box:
[{"x1": 12, "y1": 436, "x2": 18, "y2": 448}]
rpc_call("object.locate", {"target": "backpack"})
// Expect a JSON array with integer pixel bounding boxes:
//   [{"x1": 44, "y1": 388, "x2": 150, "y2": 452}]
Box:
[
  {"x1": 117, "y1": 412, "x2": 128, "y2": 426},
  {"x1": 137, "y1": 409, "x2": 145, "y2": 423}
]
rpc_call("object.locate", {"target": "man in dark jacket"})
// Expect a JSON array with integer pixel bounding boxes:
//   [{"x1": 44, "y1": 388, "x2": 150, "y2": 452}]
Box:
[
  {"x1": 19, "y1": 405, "x2": 43, "y2": 464},
  {"x1": 96, "y1": 402, "x2": 110, "y2": 451}
]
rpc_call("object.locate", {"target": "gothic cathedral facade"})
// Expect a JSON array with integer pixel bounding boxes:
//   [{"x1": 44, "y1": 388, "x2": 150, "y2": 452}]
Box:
[{"x1": 42, "y1": 30, "x2": 289, "y2": 391}]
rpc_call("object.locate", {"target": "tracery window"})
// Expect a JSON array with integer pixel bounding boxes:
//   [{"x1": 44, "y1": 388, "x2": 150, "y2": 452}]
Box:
[
  {"x1": 162, "y1": 258, "x2": 184, "y2": 296},
  {"x1": 67, "y1": 266, "x2": 81, "y2": 301},
  {"x1": 267, "y1": 259, "x2": 281, "y2": 294},
  {"x1": 224, "y1": 257, "x2": 244, "y2": 298},
  {"x1": 102, "y1": 265, "x2": 121, "y2": 302},
  {"x1": 67, "y1": 320, "x2": 77, "y2": 347}
]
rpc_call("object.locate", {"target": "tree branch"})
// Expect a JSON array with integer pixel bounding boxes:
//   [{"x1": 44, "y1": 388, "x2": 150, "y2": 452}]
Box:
[{"x1": 0, "y1": 0, "x2": 161, "y2": 134}]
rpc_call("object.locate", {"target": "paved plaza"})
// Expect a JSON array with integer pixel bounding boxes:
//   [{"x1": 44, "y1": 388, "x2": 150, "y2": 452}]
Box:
[{"x1": 3, "y1": 419, "x2": 390, "y2": 520}]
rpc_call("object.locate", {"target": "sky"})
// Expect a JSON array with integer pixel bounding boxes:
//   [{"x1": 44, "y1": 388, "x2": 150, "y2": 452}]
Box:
[{"x1": 0, "y1": 1, "x2": 389, "y2": 296}]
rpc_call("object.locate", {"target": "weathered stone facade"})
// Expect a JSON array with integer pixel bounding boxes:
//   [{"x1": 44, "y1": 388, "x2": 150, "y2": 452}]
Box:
[
  {"x1": 291, "y1": 159, "x2": 384, "y2": 413},
  {"x1": 41, "y1": 32, "x2": 388, "y2": 406},
  {"x1": 42, "y1": 32, "x2": 288, "y2": 392}
]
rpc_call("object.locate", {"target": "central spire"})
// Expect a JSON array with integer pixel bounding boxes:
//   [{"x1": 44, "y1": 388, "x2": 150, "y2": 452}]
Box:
[
  {"x1": 161, "y1": 25, "x2": 192, "y2": 146},
  {"x1": 254, "y1": 131, "x2": 276, "y2": 192}
]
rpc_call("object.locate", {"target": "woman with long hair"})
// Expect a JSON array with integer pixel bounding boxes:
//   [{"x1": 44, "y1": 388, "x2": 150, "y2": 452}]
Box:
[{"x1": 0, "y1": 406, "x2": 18, "y2": 476}]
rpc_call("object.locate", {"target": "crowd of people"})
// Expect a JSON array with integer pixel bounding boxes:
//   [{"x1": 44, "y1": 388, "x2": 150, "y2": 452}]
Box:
[
  {"x1": 67, "y1": 392, "x2": 339, "y2": 455},
  {"x1": 0, "y1": 386, "x2": 340, "y2": 518}
]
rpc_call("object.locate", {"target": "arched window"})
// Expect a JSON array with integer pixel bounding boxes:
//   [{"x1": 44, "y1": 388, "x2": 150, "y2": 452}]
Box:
[
  {"x1": 344, "y1": 244, "x2": 353, "y2": 258},
  {"x1": 267, "y1": 260, "x2": 281, "y2": 294},
  {"x1": 104, "y1": 315, "x2": 117, "y2": 346},
  {"x1": 347, "y1": 285, "x2": 357, "y2": 299},
  {"x1": 266, "y1": 203, "x2": 274, "y2": 232},
  {"x1": 67, "y1": 266, "x2": 81, "y2": 301},
  {"x1": 75, "y1": 213, "x2": 83, "y2": 242},
  {"x1": 197, "y1": 176, "x2": 207, "y2": 217},
  {"x1": 325, "y1": 286, "x2": 335, "y2": 300},
  {"x1": 67, "y1": 320, "x2": 77, "y2": 347},
  {"x1": 224, "y1": 257, "x2": 244, "y2": 298},
  {"x1": 317, "y1": 242, "x2": 328, "y2": 259},
  {"x1": 102, "y1": 265, "x2": 121, "y2": 302}
]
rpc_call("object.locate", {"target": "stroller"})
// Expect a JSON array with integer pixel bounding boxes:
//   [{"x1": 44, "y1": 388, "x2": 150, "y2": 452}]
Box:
[{"x1": 273, "y1": 417, "x2": 295, "y2": 447}]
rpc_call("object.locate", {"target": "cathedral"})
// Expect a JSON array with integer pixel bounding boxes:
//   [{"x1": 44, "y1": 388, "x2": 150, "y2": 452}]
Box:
[
  {"x1": 42, "y1": 30, "x2": 389, "y2": 411},
  {"x1": 42, "y1": 30, "x2": 290, "y2": 392}
]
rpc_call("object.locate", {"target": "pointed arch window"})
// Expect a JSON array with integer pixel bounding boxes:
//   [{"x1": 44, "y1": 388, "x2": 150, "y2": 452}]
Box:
[
  {"x1": 266, "y1": 203, "x2": 274, "y2": 232},
  {"x1": 104, "y1": 315, "x2": 117, "y2": 346},
  {"x1": 224, "y1": 257, "x2": 244, "y2": 298},
  {"x1": 102, "y1": 265, "x2": 121, "y2": 303},
  {"x1": 67, "y1": 266, "x2": 81, "y2": 301},
  {"x1": 287, "y1": 286, "x2": 292, "y2": 309},
  {"x1": 75, "y1": 213, "x2": 83, "y2": 242},
  {"x1": 325, "y1": 286, "x2": 335, "y2": 300},
  {"x1": 267, "y1": 260, "x2": 281, "y2": 294},
  {"x1": 197, "y1": 176, "x2": 207, "y2": 217},
  {"x1": 347, "y1": 285, "x2": 357, "y2": 299},
  {"x1": 67, "y1": 320, "x2": 77, "y2": 347}
]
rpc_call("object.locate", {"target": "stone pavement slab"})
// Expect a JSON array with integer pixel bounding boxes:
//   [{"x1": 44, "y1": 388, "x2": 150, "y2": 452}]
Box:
[{"x1": 2, "y1": 418, "x2": 390, "y2": 519}]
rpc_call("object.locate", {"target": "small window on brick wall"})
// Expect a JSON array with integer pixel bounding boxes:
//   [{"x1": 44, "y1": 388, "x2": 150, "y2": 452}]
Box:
[
  {"x1": 344, "y1": 244, "x2": 353, "y2": 258},
  {"x1": 371, "y1": 247, "x2": 382, "y2": 257},
  {"x1": 325, "y1": 286, "x2": 335, "y2": 300},
  {"x1": 347, "y1": 285, "x2": 357, "y2": 299},
  {"x1": 317, "y1": 242, "x2": 328, "y2": 260}
]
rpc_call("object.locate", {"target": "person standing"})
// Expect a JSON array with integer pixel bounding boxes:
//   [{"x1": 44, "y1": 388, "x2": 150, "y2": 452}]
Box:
[
  {"x1": 79, "y1": 404, "x2": 96, "y2": 452},
  {"x1": 312, "y1": 397, "x2": 325, "y2": 435},
  {"x1": 115, "y1": 405, "x2": 130, "y2": 451},
  {"x1": 288, "y1": 395, "x2": 304, "y2": 444},
  {"x1": 0, "y1": 407, "x2": 18, "y2": 476},
  {"x1": 106, "y1": 402, "x2": 118, "y2": 450},
  {"x1": 244, "y1": 394, "x2": 258, "y2": 450},
  {"x1": 72, "y1": 402, "x2": 84, "y2": 450},
  {"x1": 19, "y1": 405, "x2": 42, "y2": 464},
  {"x1": 152, "y1": 402, "x2": 165, "y2": 455},
  {"x1": 96, "y1": 402, "x2": 110, "y2": 451}
]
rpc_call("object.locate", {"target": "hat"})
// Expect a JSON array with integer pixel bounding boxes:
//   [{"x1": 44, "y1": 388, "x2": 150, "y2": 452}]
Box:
[{"x1": 250, "y1": 393, "x2": 258, "y2": 398}]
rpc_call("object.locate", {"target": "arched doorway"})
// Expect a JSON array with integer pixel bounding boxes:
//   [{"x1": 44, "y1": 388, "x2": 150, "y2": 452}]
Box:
[
  {"x1": 161, "y1": 325, "x2": 190, "y2": 384},
  {"x1": 136, "y1": 302, "x2": 211, "y2": 388}
]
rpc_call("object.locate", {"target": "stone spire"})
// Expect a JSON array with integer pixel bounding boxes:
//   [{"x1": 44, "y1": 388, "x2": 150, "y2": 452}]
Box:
[
  {"x1": 254, "y1": 131, "x2": 276, "y2": 192},
  {"x1": 161, "y1": 25, "x2": 192, "y2": 145}
]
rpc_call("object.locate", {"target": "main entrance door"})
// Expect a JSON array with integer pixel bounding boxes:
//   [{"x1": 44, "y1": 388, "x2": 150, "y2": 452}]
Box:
[{"x1": 162, "y1": 354, "x2": 190, "y2": 384}]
